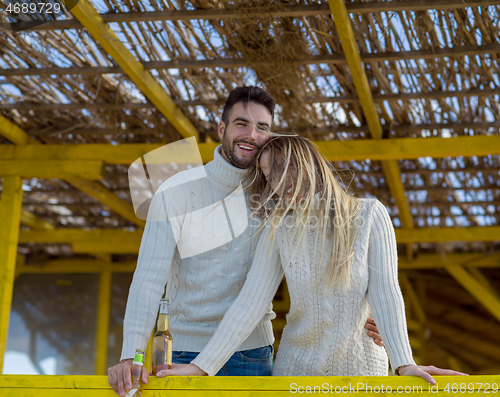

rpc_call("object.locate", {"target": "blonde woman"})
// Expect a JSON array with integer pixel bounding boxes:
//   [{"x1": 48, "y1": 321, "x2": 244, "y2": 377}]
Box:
[{"x1": 159, "y1": 135, "x2": 465, "y2": 382}]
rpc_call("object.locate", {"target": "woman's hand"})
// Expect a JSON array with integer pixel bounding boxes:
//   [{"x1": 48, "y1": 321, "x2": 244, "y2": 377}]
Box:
[
  {"x1": 156, "y1": 363, "x2": 207, "y2": 377},
  {"x1": 398, "y1": 364, "x2": 468, "y2": 384},
  {"x1": 364, "y1": 318, "x2": 384, "y2": 347}
]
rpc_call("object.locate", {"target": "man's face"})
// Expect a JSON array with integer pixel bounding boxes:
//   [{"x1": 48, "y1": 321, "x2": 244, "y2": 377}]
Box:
[{"x1": 218, "y1": 101, "x2": 273, "y2": 169}]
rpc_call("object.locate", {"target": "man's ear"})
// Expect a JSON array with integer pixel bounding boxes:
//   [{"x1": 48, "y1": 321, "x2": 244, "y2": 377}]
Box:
[{"x1": 218, "y1": 120, "x2": 225, "y2": 141}]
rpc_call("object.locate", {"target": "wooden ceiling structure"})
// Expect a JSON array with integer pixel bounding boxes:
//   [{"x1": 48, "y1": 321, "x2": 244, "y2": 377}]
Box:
[{"x1": 0, "y1": 0, "x2": 499, "y2": 375}]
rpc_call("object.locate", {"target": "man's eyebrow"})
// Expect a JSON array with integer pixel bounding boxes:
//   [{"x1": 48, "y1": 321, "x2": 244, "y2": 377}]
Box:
[
  {"x1": 232, "y1": 117, "x2": 270, "y2": 128},
  {"x1": 232, "y1": 117, "x2": 250, "y2": 123}
]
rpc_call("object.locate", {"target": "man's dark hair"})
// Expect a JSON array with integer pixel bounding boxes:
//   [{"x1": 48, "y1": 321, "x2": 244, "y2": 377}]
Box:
[{"x1": 221, "y1": 86, "x2": 275, "y2": 125}]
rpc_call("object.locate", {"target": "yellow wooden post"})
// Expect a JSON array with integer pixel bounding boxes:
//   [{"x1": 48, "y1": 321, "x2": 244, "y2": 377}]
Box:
[
  {"x1": 0, "y1": 176, "x2": 24, "y2": 371},
  {"x1": 94, "y1": 269, "x2": 112, "y2": 375}
]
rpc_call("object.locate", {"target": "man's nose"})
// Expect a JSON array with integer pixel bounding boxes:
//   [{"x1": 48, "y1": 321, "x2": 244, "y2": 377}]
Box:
[{"x1": 245, "y1": 123, "x2": 259, "y2": 141}]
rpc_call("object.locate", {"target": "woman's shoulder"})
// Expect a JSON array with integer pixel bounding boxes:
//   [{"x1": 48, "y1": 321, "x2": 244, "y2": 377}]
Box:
[
  {"x1": 356, "y1": 197, "x2": 383, "y2": 214},
  {"x1": 355, "y1": 198, "x2": 391, "y2": 232}
]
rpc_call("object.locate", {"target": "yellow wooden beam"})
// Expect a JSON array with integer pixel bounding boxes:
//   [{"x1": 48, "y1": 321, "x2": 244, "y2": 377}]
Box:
[
  {"x1": 64, "y1": 178, "x2": 146, "y2": 228},
  {"x1": 20, "y1": 210, "x2": 55, "y2": 230},
  {"x1": 0, "y1": 115, "x2": 38, "y2": 145},
  {"x1": 315, "y1": 135, "x2": 500, "y2": 162},
  {"x1": 399, "y1": 253, "x2": 500, "y2": 269},
  {"x1": 17, "y1": 228, "x2": 500, "y2": 253},
  {"x1": 94, "y1": 269, "x2": 111, "y2": 375},
  {"x1": 0, "y1": 176, "x2": 24, "y2": 371},
  {"x1": 0, "y1": 160, "x2": 104, "y2": 179},
  {"x1": 18, "y1": 228, "x2": 143, "y2": 244},
  {"x1": 327, "y1": 1, "x2": 414, "y2": 263},
  {"x1": 15, "y1": 259, "x2": 136, "y2": 274},
  {"x1": 444, "y1": 265, "x2": 500, "y2": 322},
  {"x1": 467, "y1": 268, "x2": 500, "y2": 299},
  {"x1": 381, "y1": 161, "x2": 414, "y2": 228},
  {"x1": 1, "y1": 135, "x2": 499, "y2": 164},
  {"x1": 396, "y1": 227, "x2": 500, "y2": 243},
  {"x1": 62, "y1": 0, "x2": 198, "y2": 141},
  {"x1": 0, "y1": 117, "x2": 145, "y2": 228},
  {"x1": 399, "y1": 273, "x2": 426, "y2": 323},
  {"x1": 0, "y1": 374, "x2": 499, "y2": 394},
  {"x1": 16, "y1": 254, "x2": 497, "y2": 274},
  {"x1": 18, "y1": 228, "x2": 142, "y2": 254},
  {"x1": 327, "y1": 0, "x2": 382, "y2": 140},
  {"x1": 72, "y1": 240, "x2": 140, "y2": 254}
]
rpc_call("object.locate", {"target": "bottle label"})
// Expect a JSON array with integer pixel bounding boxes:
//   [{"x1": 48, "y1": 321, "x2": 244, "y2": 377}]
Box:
[
  {"x1": 132, "y1": 351, "x2": 144, "y2": 366},
  {"x1": 167, "y1": 339, "x2": 173, "y2": 366}
]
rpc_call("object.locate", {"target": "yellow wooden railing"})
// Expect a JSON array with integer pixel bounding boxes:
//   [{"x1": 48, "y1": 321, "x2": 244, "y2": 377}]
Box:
[{"x1": 0, "y1": 375, "x2": 499, "y2": 396}]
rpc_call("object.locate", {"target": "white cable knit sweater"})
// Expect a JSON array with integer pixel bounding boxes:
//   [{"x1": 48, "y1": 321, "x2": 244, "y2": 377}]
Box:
[
  {"x1": 120, "y1": 146, "x2": 275, "y2": 360},
  {"x1": 191, "y1": 198, "x2": 416, "y2": 376}
]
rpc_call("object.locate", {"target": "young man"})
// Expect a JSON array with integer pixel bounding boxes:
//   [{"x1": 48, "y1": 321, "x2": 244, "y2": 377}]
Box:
[{"x1": 108, "y1": 87, "x2": 381, "y2": 396}]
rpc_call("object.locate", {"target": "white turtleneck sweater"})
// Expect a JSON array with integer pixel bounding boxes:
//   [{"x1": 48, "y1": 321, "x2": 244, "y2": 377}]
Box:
[
  {"x1": 191, "y1": 198, "x2": 416, "y2": 376},
  {"x1": 121, "y1": 146, "x2": 275, "y2": 360}
]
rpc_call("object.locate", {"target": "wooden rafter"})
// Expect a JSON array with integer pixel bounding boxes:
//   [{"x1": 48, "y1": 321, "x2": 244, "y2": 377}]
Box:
[
  {"x1": 17, "y1": 228, "x2": 500, "y2": 253},
  {"x1": 444, "y1": 265, "x2": 500, "y2": 322},
  {"x1": 0, "y1": 160, "x2": 104, "y2": 179},
  {"x1": 20, "y1": 211, "x2": 55, "y2": 230},
  {"x1": 2, "y1": 44, "x2": 499, "y2": 77},
  {"x1": 15, "y1": 259, "x2": 136, "y2": 274},
  {"x1": 60, "y1": 0, "x2": 198, "y2": 141},
  {"x1": 327, "y1": 0, "x2": 414, "y2": 264},
  {"x1": 3, "y1": 1, "x2": 500, "y2": 31},
  {"x1": 3, "y1": 86, "x2": 499, "y2": 111},
  {"x1": 399, "y1": 253, "x2": 500, "y2": 269},
  {"x1": 0, "y1": 135, "x2": 498, "y2": 164},
  {"x1": 12, "y1": 254, "x2": 500, "y2": 273}
]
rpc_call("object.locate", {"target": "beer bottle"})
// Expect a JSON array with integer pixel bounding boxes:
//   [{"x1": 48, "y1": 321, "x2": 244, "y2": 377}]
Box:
[
  {"x1": 126, "y1": 349, "x2": 145, "y2": 397},
  {"x1": 151, "y1": 298, "x2": 173, "y2": 375}
]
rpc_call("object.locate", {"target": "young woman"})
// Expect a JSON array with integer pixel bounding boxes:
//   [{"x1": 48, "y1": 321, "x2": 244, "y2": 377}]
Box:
[{"x1": 162, "y1": 135, "x2": 465, "y2": 382}]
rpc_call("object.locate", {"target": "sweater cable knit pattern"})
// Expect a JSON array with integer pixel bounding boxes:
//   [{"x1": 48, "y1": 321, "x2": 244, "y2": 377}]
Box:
[{"x1": 191, "y1": 198, "x2": 416, "y2": 376}]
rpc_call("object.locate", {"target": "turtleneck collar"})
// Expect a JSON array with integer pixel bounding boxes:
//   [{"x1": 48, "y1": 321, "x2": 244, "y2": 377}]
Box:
[{"x1": 205, "y1": 145, "x2": 249, "y2": 193}]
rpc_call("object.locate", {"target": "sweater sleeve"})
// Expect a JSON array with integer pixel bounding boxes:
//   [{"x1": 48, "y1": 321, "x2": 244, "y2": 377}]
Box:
[
  {"x1": 120, "y1": 189, "x2": 179, "y2": 360},
  {"x1": 191, "y1": 223, "x2": 284, "y2": 376},
  {"x1": 366, "y1": 199, "x2": 416, "y2": 373}
]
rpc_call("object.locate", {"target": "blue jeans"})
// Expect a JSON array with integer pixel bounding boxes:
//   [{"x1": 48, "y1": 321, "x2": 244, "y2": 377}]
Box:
[{"x1": 173, "y1": 345, "x2": 273, "y2": 376}]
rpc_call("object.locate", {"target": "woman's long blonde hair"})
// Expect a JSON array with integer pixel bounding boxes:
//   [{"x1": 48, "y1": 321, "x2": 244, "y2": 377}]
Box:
[{"x1": 246, "y1": 135, "x2": 362, "y2": 289}]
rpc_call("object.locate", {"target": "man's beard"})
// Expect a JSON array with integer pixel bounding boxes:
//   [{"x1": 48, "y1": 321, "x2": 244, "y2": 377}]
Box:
[{"x1": 221, "y1": 130, "x2": 257, "y2": 169}]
